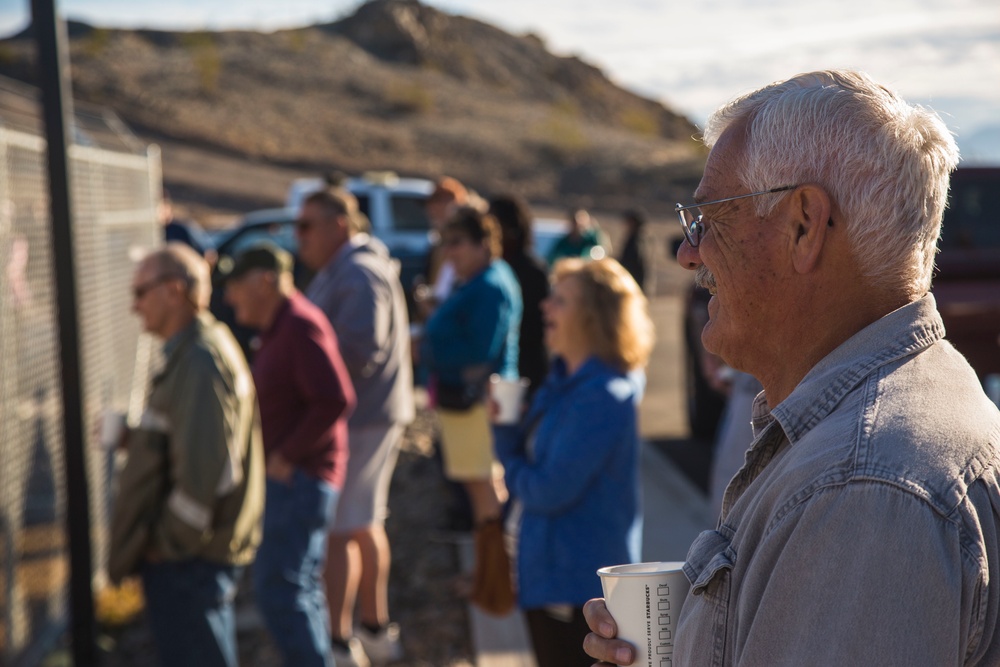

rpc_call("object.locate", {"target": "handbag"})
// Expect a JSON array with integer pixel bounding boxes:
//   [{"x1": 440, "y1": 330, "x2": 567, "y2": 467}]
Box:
[
  {"x1": 470, "y1": 517, "x2": 516, "y2": 616},
  {"x1": 435, "y1": 380, "x2": 485, "y2": 411}
]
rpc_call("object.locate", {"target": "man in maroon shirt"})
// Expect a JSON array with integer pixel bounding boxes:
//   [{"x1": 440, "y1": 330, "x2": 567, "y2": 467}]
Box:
[{"x1": 225, "y1": 243, "x2": 355, "y2": 667}]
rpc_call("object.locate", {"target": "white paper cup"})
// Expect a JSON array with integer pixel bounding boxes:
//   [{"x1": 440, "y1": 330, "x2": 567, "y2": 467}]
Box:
[
  {"x1": 597, "y1": 561, "x2": 690, "y2": 667},
  {"x1": 98, "y1": 410, "x2": 126, "y2": 451},
  {"x1": 489, "y1": 374, "x2": 529, "y2": 425}
]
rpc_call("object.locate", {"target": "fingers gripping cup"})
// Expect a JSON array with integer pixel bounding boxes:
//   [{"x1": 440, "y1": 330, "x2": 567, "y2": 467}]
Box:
[
  {"x1": 597, "y1": 562, "x2": 690, "y2": 667},
  {"x1": 489, "y1": 374, "x2": 530, "y2": 425}
]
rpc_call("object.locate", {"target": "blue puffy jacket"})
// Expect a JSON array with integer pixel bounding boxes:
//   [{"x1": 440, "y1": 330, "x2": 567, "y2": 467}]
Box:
[{"x1": 494, "y1": 356, "x2": 644, "y2": 609}]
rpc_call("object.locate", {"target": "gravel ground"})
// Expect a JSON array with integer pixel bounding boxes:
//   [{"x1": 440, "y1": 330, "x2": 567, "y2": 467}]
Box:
[{"x1": 93, "y1": 406, "x2": 475, "y2": 667}]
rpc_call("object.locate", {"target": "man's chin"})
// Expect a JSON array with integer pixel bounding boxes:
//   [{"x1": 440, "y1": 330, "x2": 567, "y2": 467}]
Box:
[{"x1": 701, "y1": 322, "x2": 722, "y2": 356}]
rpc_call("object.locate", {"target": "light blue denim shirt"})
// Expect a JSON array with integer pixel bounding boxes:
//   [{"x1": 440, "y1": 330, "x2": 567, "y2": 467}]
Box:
[{"x1": 676, "y1": 294, "x2": 1000, "y2": 666}]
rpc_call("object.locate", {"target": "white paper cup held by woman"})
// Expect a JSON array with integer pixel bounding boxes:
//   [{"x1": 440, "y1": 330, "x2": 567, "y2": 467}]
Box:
[
  {"x1": 597, "y1": 561, "x2": 690, "y2": 667},
  {"x1": 489, "y1": 374, "x2": 530, "y2": 425}
]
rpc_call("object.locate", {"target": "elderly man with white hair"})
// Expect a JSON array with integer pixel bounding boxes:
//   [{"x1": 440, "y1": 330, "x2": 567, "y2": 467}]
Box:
[{"x1": 584, "y1": 70, "x2": 1000, "y2": 666}]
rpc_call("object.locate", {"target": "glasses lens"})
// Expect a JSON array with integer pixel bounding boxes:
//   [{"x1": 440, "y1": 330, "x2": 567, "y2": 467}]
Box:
[
  {"x1": 677, "y1": 207, "x2": 701, "y2": 246},
  {"x1": 133, "y1": 277, "x2": 162, "y2": 300}
]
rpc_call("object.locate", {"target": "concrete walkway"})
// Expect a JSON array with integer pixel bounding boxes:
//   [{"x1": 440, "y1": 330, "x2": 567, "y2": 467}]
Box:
[{"x1": 467, "y1": 442, "x2": 713, "y2": 666}]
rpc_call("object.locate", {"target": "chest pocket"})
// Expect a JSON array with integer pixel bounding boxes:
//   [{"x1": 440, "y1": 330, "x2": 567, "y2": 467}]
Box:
[{"x1": 677, "y1": 529, "x2": 735, "y2": 667}]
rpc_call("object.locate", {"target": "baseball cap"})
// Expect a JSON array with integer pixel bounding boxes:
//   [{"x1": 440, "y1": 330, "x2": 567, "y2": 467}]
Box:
[{"x1": 226, "y1": 243, "x2": 293, "y2": 281}]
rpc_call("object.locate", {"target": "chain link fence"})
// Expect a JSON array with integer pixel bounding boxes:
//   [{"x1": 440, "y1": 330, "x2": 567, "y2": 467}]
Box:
[{"x1": 0, "y1": 82, "x2": 160, "y2": 665}]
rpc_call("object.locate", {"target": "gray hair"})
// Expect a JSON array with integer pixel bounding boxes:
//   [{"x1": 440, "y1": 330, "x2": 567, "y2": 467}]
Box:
[
  {"x1": 703, "y1": 69, "x2": 959, "y2": 296},
  {"x1": 145, "y1": 242, "x2": 212, "y2": 310},
  {"x1": 303, "y1": 187, "x2": 368, "y2": 235}
]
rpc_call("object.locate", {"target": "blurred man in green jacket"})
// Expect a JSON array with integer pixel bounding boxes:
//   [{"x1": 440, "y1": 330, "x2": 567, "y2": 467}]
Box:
[{"x1": 110, "y1": 243, "x2": 265, "y2": 667}]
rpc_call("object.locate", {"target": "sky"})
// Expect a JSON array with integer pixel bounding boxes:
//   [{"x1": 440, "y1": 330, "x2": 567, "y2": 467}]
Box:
[{"x1": 2, "y1": 0, "x2": 998, "y2": 161}]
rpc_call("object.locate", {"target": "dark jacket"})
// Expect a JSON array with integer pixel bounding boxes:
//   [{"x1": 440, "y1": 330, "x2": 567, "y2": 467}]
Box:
[
  {"x1": 618, "y1": 227, "x2": 648, "y2": 292},
  {"x1": 504, "y1": 251, "x2": 549, "y2": 393}
]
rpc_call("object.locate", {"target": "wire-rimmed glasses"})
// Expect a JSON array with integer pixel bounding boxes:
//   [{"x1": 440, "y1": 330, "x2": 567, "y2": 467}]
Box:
[{"x1": 675, "y1": 185, "x2": 798, "y2": 247}]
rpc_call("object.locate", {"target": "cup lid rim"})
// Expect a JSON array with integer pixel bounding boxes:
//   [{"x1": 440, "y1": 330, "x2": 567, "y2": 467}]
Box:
[{"x1": 597, "y1": 561, "x2": 686, "y2": 577}]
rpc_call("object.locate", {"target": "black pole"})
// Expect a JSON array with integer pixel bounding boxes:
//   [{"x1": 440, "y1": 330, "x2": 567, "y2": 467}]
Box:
[{"x1": 30, "y1": 1, "x2": 97, "y2": 665}]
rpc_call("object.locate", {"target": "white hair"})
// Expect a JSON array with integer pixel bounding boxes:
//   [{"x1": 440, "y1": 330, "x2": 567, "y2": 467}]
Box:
[{"x1": 703, "y1": 70, "x2": 959, "y2": 296}]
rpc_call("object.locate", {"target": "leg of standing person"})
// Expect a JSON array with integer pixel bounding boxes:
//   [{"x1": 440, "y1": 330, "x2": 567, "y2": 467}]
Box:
[
  {"x1": 141, "y1": 559, "x2": 241, "y2": 667},
  {"x1": 525, "y1": 606, "x2": 593, "y2": 667},
  {"x1": 324, "y1": 536, "x2": 359, "y2": 646},
  {"x1": 253, "y1": 469, "x2": 338, "y2": 667},
  {"x1": 326, "y1": 424, "x2": 405, "y2": 664},
  {"x1": 352, "y1": 425, "x2": 406, "y2": 662}
]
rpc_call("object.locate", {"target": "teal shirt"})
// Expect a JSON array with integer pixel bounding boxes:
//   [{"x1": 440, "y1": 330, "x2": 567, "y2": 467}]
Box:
[
  {"x1": 423, "y1": 260, "x2": 522, "y2": 387},
  {"x1": 546, "y1": 228, "x2": 606, "y2": 266}
]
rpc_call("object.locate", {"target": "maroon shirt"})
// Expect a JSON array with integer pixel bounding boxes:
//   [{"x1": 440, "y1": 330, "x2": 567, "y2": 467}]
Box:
[{"x1": 252, "y1": 292, "x2": 355, "y2": 489}]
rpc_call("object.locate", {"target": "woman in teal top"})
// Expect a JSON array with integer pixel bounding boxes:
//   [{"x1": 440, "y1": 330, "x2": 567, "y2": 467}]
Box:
[{"x1": 422, "y1": 207, "x2": 522, "y2": 608}]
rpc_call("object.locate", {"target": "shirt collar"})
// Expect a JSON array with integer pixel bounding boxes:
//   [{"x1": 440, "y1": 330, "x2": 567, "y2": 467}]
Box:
[
  {"x1": 768, "y1": 293, "x2": 945, "y2": 444},
  {"x1": 162, "y1": 313, "x2": 202, "y2": 358}
]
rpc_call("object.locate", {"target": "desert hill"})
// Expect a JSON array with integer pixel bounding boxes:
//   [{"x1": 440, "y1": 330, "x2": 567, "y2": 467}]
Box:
[{"x1": 0, "y1": 0, "x2": 706, "y2": 220}]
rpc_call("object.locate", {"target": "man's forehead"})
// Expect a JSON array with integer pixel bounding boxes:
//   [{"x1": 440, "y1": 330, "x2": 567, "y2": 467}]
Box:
[
  {"x1": 134, "y1": 257, "x2": 156, "y2": 278},
  {"x1": 695, "y1": 126, "x2": 747, "y2": 202}
]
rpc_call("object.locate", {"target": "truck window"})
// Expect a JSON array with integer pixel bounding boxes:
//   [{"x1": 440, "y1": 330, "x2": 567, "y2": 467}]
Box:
[{"x1": 391, "y1": 195, "x2": 431, "y2": 232}]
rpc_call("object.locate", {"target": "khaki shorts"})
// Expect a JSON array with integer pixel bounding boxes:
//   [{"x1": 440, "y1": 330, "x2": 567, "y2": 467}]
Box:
[
  {"x1": 329, "y1": 423, "x2": 405, "y2": 533},
  {"x1": 437, "y1": 404, "x2": 496, "y2": 481}
]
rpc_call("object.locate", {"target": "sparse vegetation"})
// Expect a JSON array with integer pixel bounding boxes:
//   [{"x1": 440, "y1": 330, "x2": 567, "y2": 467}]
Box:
[
  {"x1": 384, "y1": 79, "x2": 434, "y2": 114},
  {"x1": 285, "y1": 30, "x2": 308, "y2": 52},
  {"x1": 620, "y1": 107, "x2": 660, "y2": 137},
  {"x1": 81, "y1": 28, "x2": 112, "y2": 59},
  {"x1": 536, "y1": 106, "x2": 589, "y2": 159},
  {"x1": 0, "y1": 0, "x2": 704, "y2": 213},
  {"x1": 0, "y1": 43, "x2": 16, "y2": 66},
  {"x1": 180, "y1": 31, "x2": 221, "y2": 95}
]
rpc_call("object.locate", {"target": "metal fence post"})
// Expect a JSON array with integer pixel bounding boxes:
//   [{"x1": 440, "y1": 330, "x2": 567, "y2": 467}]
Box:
[{"x1": 29, "y1": 0, "x2": 97, "y2": 664}]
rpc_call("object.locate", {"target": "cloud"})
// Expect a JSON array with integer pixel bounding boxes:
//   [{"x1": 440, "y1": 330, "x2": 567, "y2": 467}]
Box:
[{"x1": 5, "y1": 0, "x2": 996, "y2": 145}]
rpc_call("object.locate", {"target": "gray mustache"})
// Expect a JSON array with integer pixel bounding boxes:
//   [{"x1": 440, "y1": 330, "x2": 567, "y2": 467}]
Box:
[{"x1": 695, "y1": 266, "x2": 716, "y2": 291}]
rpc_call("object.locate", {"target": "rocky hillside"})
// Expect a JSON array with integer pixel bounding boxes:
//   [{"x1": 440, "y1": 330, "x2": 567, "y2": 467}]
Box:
[{"x1": 0, "y1": 0, "x2": 706, "y2": 217}]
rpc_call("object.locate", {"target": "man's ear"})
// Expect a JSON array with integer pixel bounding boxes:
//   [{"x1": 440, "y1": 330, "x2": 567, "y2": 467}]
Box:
[{"x1": 788, "y1": 184, "x2": 833, "y2": 274}]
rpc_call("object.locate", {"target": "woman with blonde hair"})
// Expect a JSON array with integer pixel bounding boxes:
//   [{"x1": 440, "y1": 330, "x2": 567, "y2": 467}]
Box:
[{"x1": 493, "y1": 257, "x2": 654, "y2": 667}]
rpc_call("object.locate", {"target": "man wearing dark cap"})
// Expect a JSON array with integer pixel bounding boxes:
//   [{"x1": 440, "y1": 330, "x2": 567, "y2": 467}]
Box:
[{"x1": 225, "y1": 243, "x2": 356, "y2": 667}]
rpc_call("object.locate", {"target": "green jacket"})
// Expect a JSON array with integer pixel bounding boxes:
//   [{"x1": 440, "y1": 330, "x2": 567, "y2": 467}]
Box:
[{"x1": 109, "y1": 313, "x2": 265, "y2": 582}]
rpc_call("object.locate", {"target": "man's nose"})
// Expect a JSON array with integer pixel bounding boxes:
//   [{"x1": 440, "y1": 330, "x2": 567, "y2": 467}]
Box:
[{"x1": 675, "y1": 237, "x2": 702, "y2": 271}]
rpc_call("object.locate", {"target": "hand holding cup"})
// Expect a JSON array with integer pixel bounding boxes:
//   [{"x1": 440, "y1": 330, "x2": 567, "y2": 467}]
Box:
[
  {"x1": 595, "y1": 562, "x2": 690, "y2": 667},
  {"x1": 583, "y1": 598, "x2": 636, "y2": 666}
]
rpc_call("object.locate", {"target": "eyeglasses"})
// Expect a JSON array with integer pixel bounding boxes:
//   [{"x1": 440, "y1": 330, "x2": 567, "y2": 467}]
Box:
[
  {"x1": 132, "y1": 275, "x2": 176, "y2": 300},
  {"x1": 675, "y1": 185, "x2": 797, "y2": 247}
]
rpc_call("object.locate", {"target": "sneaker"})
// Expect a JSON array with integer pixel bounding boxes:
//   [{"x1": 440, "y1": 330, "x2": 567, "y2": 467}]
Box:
[
  {"x1": 330, "y1": 636, "x2": 370, "y2": 667},
  {"x1": 355, "y1": 622, "x2": 403, "y2": 664}
]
